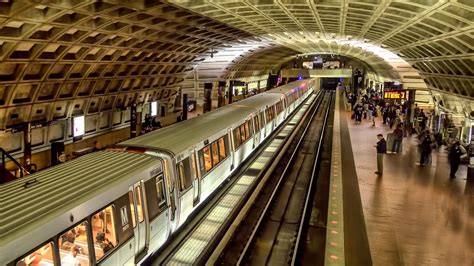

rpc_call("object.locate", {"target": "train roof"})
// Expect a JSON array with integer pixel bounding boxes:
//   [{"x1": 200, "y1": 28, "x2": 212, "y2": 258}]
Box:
[
  {"x1": 266, "y1": 80, "x2": 310, "y2": 95},
  {"x1": 0, "y1": 151, "x2": 158, "y2": 245},
  {"x1": 120, "y1": 79, "x2": 311, "y2": 155}
]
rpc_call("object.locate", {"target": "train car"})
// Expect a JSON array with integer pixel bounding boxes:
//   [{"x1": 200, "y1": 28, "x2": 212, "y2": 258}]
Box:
[{"x1": 0, "y1": 80, "x2": 315, "y2": 266}]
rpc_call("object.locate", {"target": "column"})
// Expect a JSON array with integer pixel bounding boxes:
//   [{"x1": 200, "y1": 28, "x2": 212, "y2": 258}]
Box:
[
  {"x1": 182, "y1": 93, "x2": 188, "y2": 121},
  {"x1": 204, "y1": 82, "x2": 212, "y2": 113},
  {"x1": 23, "y1": 122, "x2": 32, "y2": 172},
  {"x1": 228, "y1": 80, "x2": 234, "y2": 104},
  {"x1": 130, "y1": 103, "x2": 138, "y2": 138}
]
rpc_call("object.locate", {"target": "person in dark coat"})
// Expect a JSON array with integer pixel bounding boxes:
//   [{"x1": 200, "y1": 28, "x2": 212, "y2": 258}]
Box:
[
  {"x1": 419, "y1": 134, "x2": 433, "y2": 166},
  {"x1": 375, "y1": 134, "x2": 387, "y2": 175},
  {"x1": 392, "y1": 125, "x2": 404, "y2": 154},
  {"x1": 449, "y1": 141, "x2": 463, "y2": 178},
  {"x1": 354, "y1": 103, "x2": 363, "y2": 124}
]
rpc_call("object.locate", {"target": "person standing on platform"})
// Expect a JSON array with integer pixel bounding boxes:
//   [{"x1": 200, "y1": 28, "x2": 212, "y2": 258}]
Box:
[
  {"x1": 449, "y1": 141, "x2": 464, "y2": 178},
  {"x1": 392, "y1": 125, "x2": 404, "y2": 154},
  {"x1": 375, "y1": 134, "x2": 387, "y2": 175}
]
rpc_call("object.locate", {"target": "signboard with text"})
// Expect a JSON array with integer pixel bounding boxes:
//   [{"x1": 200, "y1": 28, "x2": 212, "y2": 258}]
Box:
[{"x1": 384, "y1": 91, "x2": 406, "y2": 99}]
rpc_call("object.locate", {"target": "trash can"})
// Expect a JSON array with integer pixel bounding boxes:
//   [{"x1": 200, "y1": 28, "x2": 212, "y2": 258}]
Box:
[{"x1": 468, "y1": 165, "x2": 474, "y2": 182}]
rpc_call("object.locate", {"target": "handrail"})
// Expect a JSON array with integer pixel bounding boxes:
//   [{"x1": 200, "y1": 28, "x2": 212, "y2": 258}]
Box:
[{"x1": 0, "y1": 148, "x2": 30, "y2": 177}]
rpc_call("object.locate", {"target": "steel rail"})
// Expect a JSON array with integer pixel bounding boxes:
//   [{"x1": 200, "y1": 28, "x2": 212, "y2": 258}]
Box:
[
  {"x1": 291, "y1": 92, "x2": 333, "y2": 265},
  {"x1": 237, "y1": 91, "x2": 331, "y2": 265}
]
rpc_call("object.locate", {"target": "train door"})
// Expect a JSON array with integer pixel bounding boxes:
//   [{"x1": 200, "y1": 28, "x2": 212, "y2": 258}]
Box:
[
  {"x1": 191, "y1": 150, "x2": 201, "y2": 206},
  {"x1": 228, "y1": 128, "x2": 235, "y2": 170},
  {"x1": 252, "y1": 115, "x2": 260, "y2": 148},
  {"x1": 129, "y1": 181, "x2": 150, "y2": 262}
]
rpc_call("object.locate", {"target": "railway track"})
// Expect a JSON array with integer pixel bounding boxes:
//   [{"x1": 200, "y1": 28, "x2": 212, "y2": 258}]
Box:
[
  {"x1": 147, "y1": 91, "x2": 325, "y2": 265},
  {"x1": 217, "y1": 92, "x2": 333, "y2": 265}
]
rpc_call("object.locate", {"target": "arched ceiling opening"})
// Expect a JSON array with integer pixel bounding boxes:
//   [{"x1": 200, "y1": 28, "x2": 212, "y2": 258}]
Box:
[{"x1": 174, "y1": 0, "x2": 474, "y2": 98}]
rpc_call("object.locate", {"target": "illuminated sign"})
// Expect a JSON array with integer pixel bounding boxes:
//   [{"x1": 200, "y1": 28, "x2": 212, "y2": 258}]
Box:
[
  {"x1": 72, "y1": 116, "x2": 85, "y2": 137},
  {"x1": 384, "y1": 91, "x2": 406, "y2": 99},
  {"x1": 151, "y1": 101, "x2": 158, "y2": 116}
]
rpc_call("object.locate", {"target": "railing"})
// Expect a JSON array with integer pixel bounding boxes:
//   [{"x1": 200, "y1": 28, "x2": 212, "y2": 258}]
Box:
[{"x1": 1, "y1": 148, "x2": 30, "y2": 179}]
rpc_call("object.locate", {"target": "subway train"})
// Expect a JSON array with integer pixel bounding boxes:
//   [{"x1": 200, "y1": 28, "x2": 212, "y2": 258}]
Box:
[{"x1": 0, "y1": 79, "x2": 315, "y2": 266}]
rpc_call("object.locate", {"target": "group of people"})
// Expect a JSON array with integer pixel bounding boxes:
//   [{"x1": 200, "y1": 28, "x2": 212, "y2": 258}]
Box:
[{"x1": 346, "y1": 89, "x2": 467, "y2": 178}]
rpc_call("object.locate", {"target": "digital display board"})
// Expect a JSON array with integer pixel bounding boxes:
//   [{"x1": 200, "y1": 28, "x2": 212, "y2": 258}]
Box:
[
  {"x1": 384, "y1": 91, "x2": 406, "y2": 99},
  {"x1": 151, "y1": 101, "x2": 158, "y2": 116},
  {"x1": 73, "y1": 116, "x2": 85, "y2": 137}
]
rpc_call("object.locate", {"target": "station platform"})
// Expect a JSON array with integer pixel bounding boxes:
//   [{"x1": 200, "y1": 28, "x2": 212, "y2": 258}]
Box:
[{"x1": 337, "y1": 94, "x2": 474, "y2": 265}]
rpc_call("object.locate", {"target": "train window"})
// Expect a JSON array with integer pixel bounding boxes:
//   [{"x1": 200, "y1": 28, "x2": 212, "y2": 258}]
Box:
[
  {"x1": 128, "y1": 191, "x2": 136, "y2": 228},
  {"x1": 259, "y1": 112, "x2": 265, "y2": 127},
  {"x1": 92, "y1": 205, "x2": 117, "y2": 261},
  {"x1": 234, "y1": 127, "x2": 241, "y2": 147},
  {"x1": 253, "y1": 116, "x2": 259, "y2": 131},
  {"x1": 134, "y1": 186, "x2": 144, "y2": 223},
  {"x1": 156, "y1": 176, "x2": 166, "y2": 206},
  {"x1": 59, "y1": 221, "x2": 90, "y2": 266},
  {"x1": 177, "y1": 158, "x2": 193, "y2": 192},
  {"x1": 177, "y1": 162, "x2": 186, "y2": 191},
  {"x1": 16, "y1": 242, "x2": 54, "y2": 266},
  {"x1": 190, "y1": 153, "x2": 198, "y2": 181},
  {"x1": 203, "y1": 146, "x2": 212, "y2": 172},
  {"x1": 218, "y1": 138, "x2": 226, "y2": 160},
  {"x1": 240, "y1": 125, "x2": 246, "y2": 143},
  {"x1": 244, "y1": 121, "x2": 251, "y2": 139},
  {"x1": 211, "y1": 142, "x2": 219, "y2": 166}
]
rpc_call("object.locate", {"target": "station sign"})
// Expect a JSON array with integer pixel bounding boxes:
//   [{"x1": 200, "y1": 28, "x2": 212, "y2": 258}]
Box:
[{"x1": 384, "y1": 91, "x2": 406, "y2": 99}]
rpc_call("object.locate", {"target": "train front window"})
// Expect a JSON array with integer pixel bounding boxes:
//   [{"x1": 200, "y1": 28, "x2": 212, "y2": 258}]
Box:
[
  {"x1": 16, "y1": 242, "x2": 54, "y2": 266},
  {"x1": 59, "y1": 221, "x2": 90, "y2": 266},
  {"x1": 92, "y1": 205, "x2": 117, "y2": 261},
  {"x1": 156, "y1": 176, "x2": 166, "y2": 206}
]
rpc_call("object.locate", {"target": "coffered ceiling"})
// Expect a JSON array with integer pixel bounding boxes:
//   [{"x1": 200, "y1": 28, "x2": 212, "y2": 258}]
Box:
[
  {"x1": 0, "y1": 0, "x2": 253, "y2": 129},
  {"x1": 0, "y1": 0, "x2": 472, "y2": 130},
  {"x1": 174, "y1": 0, "x2": 473, "y2": 97}
]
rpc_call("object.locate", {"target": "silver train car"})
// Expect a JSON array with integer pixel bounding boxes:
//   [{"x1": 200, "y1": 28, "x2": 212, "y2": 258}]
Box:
[{"x1": 0, "y1": 79, "x2": 316, "y2": 266}]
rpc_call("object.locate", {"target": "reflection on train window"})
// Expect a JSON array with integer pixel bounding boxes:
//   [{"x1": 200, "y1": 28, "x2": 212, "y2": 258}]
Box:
[
  {"x1": 155, "y1": 176, "x2": 166, "y2": 206},
  {"x1": 16, "y1": 242, "x2": 54, "y2": 266},
  {"x1": 211, "y1": 142, "x2": 219, "y2": 166},
  {"x1": 218, "y1": 138, "x2": 226, "y2": 160},
  {"x1": 259, "y1": 112, "x2": 265, "y2": 127},
  {"x1": 128, "y1": 191, "x2": 136, "y2": 228},
  {"x1": 59, "y1": 221, "x2": 90, "y2": 266},
  {"x1": 92, "y1": 205, "x2": 117, "y2": 261},
  {"x1": 203, "y1": 146, "x2": 212, "y2": 172},
  {"x1": 135, "y1": 186, "x2": 144, "y2": 223}
]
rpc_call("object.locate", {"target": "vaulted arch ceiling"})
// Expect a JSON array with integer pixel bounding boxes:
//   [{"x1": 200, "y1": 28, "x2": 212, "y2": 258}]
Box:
[
  {"x1": 174, "y1": 0, "x2": 474, "y2": 98},
  {"x1": 0, "y1": 0, "x2": 254, "y2": 129}
]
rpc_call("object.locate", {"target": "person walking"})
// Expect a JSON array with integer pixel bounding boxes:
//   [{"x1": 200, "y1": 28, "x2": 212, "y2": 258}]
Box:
[
  {"x1": 449, "y1": 141, "x2": 464, "y2": 178},
  {"x1": 419, "y1": 134, "x2": 433, "y2": 166},
  {"x1": 375, "y1": 134, "x2": 387, "y2": 175}
]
